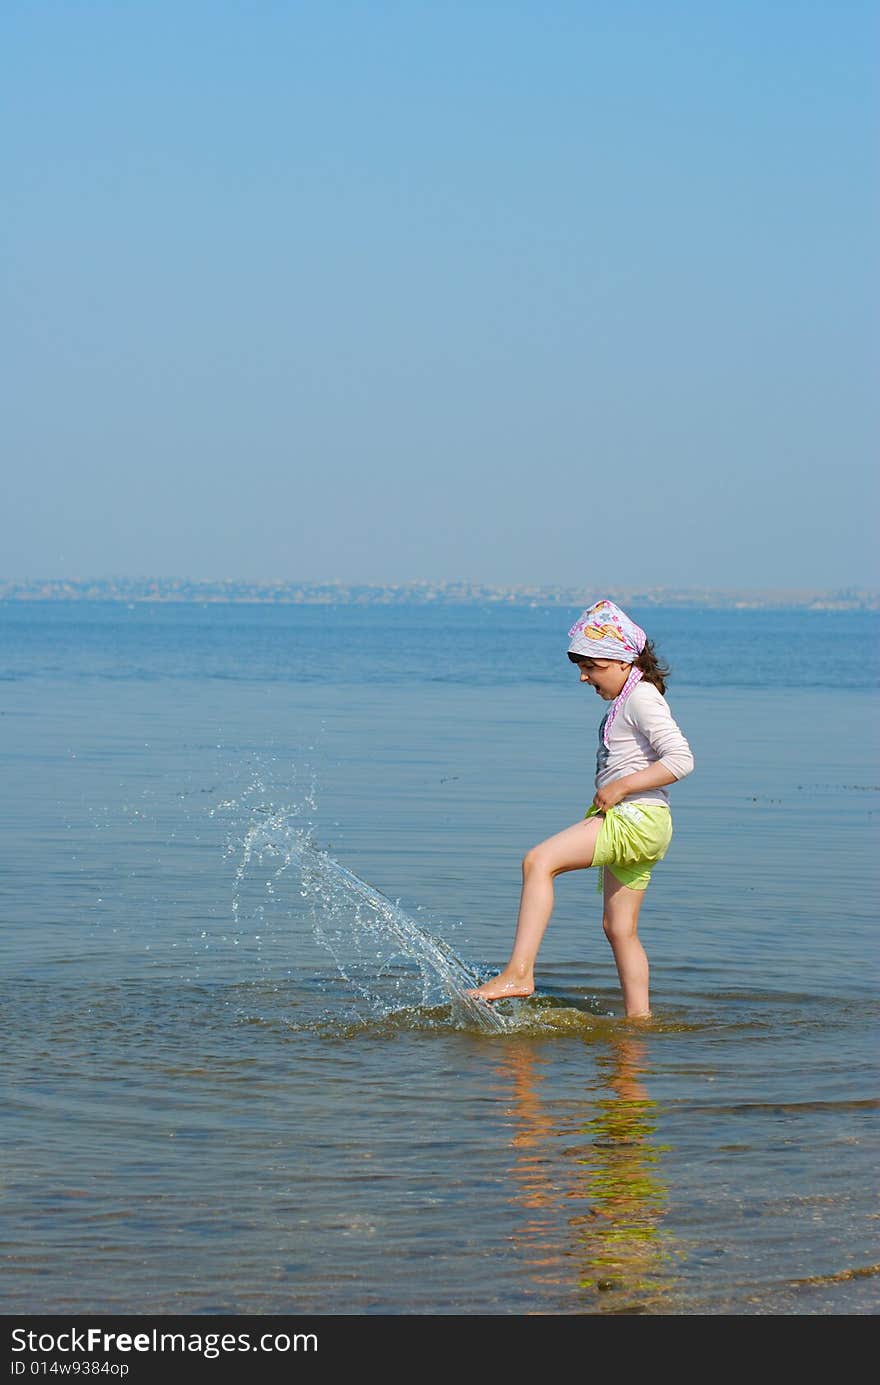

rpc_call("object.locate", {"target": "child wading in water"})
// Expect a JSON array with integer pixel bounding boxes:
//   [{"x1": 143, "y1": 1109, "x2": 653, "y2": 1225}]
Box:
[{"x1": 469, "y1": 599, "x2": 694, "y2": 1018}]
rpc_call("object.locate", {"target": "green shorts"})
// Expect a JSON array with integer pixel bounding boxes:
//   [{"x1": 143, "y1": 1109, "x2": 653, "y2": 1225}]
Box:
[{"x1": 585, "y1": 802, "x2": 673, "y2": 892}]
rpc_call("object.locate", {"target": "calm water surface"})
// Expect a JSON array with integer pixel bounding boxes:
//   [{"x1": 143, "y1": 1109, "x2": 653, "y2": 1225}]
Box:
[{"x1": 1, "y1": 603, "x2": 878, "y2": 1314}]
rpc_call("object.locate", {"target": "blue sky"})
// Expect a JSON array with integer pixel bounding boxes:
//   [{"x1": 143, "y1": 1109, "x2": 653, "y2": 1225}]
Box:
[{"x1": 2, "y1": 1, "x2": 876, "y2": 588}]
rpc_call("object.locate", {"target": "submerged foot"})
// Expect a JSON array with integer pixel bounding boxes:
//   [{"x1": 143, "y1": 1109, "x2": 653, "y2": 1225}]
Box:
[{"x1": 466, "y1": 971, "x2": 535, "y2": 1003}]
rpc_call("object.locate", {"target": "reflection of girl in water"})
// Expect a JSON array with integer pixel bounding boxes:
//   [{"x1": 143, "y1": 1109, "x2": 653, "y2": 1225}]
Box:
[
  {"x1": 470, "y1": 600, "x2": 694, "y2": 1017},
  {"x1": 502, "y1": 1035, "x2": 671, "y2": 1310},
  {"x1": 571, "y1": 1038, "x2": 670, "y2": 1302}
]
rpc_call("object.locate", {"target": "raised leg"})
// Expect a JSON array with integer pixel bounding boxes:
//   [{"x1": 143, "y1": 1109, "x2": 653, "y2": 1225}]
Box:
[{"x1": 468, "y1": 815, "x2": 605, "y2": 1001}]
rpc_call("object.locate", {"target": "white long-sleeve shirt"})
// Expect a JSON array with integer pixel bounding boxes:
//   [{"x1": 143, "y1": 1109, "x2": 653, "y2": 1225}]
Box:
[{"x1": 595, "y1": 681, "x2": 694, "y2": 807}]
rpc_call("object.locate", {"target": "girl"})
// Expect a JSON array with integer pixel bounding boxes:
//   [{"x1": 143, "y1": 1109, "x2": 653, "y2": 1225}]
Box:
[{"x1": 468, "y1": 599, "x2": 694, "y2": 1019}]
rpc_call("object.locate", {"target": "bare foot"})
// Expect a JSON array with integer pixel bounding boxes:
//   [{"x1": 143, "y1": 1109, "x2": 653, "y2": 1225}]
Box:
[{"x1": 466, "y1": 971, "x2": 535, "y2": 1002}]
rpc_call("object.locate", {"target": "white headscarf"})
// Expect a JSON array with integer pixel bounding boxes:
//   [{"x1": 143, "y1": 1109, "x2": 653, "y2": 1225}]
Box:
[
  {"x1": 567, "y1": 600, "x2": 649, "y2": 746},
  {"x1": 567, "y1": 599, "x2": 647, "y2": 662}
]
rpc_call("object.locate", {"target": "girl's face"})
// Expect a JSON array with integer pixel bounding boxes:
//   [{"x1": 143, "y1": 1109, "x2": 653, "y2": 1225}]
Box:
[{"x1": 576, "y1": 658, "x2": 631, "y2": 700}]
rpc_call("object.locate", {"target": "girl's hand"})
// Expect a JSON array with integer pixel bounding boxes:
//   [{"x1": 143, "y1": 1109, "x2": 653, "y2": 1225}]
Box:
[{"x1": 593, "y1": 782, "x2": 626, "y2": 813}]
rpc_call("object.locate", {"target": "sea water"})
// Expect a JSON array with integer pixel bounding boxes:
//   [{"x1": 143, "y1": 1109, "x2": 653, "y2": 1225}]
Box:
[{"x1": 1, "y1": 601, "x2": 877, "y2": 1314}]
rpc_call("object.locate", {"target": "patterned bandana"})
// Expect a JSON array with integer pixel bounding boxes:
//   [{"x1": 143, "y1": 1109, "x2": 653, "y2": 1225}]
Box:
[
  {"x1": 567, "y1": 599, "x2": 646, "y2": 662},
  {"x1": 567, "y1": 600, "x2": 648, "y2": 746}
]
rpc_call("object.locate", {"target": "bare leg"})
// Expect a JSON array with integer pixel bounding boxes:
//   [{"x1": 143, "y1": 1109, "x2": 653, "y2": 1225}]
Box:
[
  {"x1": 468, "y1": 815, "x2": 605, "y2": 1001},
  {"x1": 602, "y1": 869, "x2": 651, "y2": 1018}
]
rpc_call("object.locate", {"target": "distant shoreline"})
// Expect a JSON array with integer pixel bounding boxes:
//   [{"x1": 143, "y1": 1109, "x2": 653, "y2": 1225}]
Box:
[{"x1": 1, "y1": 579, "x2": 877, "y2": 611}]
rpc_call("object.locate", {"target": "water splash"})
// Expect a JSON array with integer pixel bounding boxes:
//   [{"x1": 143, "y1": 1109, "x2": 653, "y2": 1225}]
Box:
[
  {"x1": 213, "y1": 784, "x2": 515, "y2": 1033},
  {"x1": 297, "y1": 843, "x2": 513, "y2": 1033},
  {"x1": 208, "y1": 762, "x2": 319, "y2": 963}
]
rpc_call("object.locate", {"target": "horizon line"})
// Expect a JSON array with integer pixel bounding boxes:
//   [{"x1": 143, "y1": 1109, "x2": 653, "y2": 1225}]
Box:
[
  {"x1": 1, "y1": 575, "x2": 877, "y2": 610},
  {"x1": 1, "y1": 575, "x2": 876, "y2": 591}
]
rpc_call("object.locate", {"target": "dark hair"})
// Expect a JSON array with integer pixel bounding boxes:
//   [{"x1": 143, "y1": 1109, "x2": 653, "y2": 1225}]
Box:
[
  {"x1": 635, "y1": 639, "x2": 669, "y2": 694},
  {"x1": 568, "y1": 639, "x2": 670, "y2": 695}
]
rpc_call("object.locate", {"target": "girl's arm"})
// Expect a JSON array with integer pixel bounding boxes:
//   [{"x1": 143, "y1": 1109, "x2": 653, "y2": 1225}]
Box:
[
  {"x1": 594, "y1": 762, "x2": 676, "y2": 811},
  {"x1": 594, "y1": 690, "x2": 694, "y2": 811}
]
